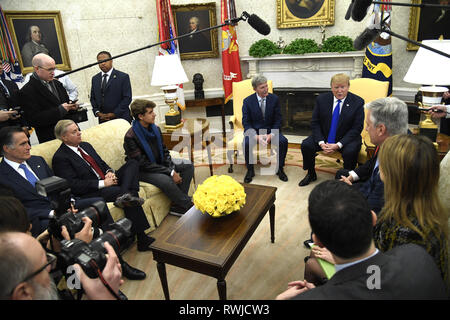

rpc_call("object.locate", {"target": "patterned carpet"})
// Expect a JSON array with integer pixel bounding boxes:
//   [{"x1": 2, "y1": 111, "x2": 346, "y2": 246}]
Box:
[{"x1": 181, "y1": 144, "x2": 343, "y2": 175}]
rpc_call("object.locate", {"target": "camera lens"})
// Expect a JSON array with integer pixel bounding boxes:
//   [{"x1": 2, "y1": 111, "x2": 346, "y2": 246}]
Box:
[{"x1": 89, "y1": 218, "x2": 133, "y2": 254}]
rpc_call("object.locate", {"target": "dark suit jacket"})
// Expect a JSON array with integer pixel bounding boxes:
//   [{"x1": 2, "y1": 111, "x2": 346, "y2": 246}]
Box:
[
  {"x1": 294, "y1": 244, "x2": 447, "y2": 300},
  {"x1": 52, "y1": 142, "x2": 112, "y2": 197},
  {"x1": 311, "y1": 91, "x2": 364, "y2": 146},
  {"x1": 0, "y1": 78, "x2": 25, "y2": 130},
  {"x1": 242, "y1": 93, "x2": 282, "y2": 135},
  {"x1": 90, "y1": 69, "x2": 132, "y2": 122},
  {"x1": 18, "y1": 75, "x2": 70, "y2": 142},
  {"x1": 0, "y1": 156, "x2": 54, "y2": 235}
]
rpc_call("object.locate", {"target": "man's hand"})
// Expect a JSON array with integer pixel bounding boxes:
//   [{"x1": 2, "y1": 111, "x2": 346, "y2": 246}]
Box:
[
  {"x1": 339, "y1": 174, "x2": 353, "y2": 186},
  {"x1": 275, "y1": 280, "x2": 316, "y2": 300},
  {"x1": 0, "y1": 110, "x2": 16, "y2": 121},
  {"x1": 172, "y1": 171, "x2": 182, "y2": 184},
  {"x1": 62, "y1": 217, "x2": 94, "y2": 243},
  {"x1": 104, "y1": 175, "x2": 118, "y2": 187},
  {"x1": 105, "y1": 113, "x2": 116, "y2": 120},
  {"x1": 429, "y1": 105, "x2": 448, "y2": 119},
  {"x1": 72, "y1": 242, "x2": 123, "y2": 300},
  {"x1": 62, "y1": 102, "x2": 78, "y2": 112}
]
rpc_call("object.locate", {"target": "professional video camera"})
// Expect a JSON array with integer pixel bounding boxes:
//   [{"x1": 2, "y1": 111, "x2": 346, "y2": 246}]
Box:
[
  {"x1": 36, "y1": 176, "x2": 108, "y2": 240},
  {"x1": 58, "y1": 218, "x2": 133, "y2": 278}
]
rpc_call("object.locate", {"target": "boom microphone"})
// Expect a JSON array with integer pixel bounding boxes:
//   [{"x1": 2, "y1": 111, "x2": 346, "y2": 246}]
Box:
[
  {"x1": 245, "y1": 12, "x2": 271, "y2": 35},
  {"x1": 351, "y1": 0, "x2": 373, "y2": 22},
  {"x1": 345, "y1": 0, "x2": 355, "y2": 20},
  {"x1": 353, "y1": 27, "x2": 380, "y2": 50}
]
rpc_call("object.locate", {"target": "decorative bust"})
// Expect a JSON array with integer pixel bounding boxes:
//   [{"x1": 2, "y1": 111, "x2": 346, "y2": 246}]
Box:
[{"x1": 193, "y1": 73, "x2": 204, "y2": 99}]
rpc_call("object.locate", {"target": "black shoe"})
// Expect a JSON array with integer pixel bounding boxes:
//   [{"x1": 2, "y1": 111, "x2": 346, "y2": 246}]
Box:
[
  {"x1": 169, "y1": 204, "x2": 188, "y2": 217},
  {"x1": 277, "y1": 168, "x2": 288, "y2": 182},
  {"x1": 298, "y1": 171, "x2": 317, "y2": 187},
  {"x1": 137, "y1": 235, "x2": 155, "y2": 252},
  {"x1": 121, "y1": 261, "x2": 146, "y2": 280},
  {"x1": 244, "y1": 168, "x2": 255, "y2": 183},
  {"x1": 114, "y1": 193, "x2": 145, "y2": 208}
]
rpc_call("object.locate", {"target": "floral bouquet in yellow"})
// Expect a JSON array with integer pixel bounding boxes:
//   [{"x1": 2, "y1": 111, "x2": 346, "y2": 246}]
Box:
[{"x1": 193, "y1": 175, "x2": 246, "y2": 218}]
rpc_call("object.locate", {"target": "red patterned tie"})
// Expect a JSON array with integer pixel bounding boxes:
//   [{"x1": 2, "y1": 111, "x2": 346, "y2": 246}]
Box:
[{"x1": 78, "y1": 147, "x2": 105, "y2": 179}]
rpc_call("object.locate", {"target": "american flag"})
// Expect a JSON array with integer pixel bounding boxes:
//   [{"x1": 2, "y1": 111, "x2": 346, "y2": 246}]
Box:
[{"x1": 2, "y1": 60, "x2": 11, "y2": 73}]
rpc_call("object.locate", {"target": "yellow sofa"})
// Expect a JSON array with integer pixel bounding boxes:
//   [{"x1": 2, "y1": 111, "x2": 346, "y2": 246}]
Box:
[{"x1": 30, "y1": 118, "x2": 171, "y2": 232}]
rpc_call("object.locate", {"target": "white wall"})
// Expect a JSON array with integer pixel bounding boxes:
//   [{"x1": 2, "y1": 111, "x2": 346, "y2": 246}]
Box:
[{"x1": 2, "y1": 0, "x2": 421, "y2": 134}]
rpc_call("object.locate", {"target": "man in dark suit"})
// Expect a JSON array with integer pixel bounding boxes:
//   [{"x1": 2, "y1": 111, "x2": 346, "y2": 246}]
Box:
[
  {"x1": 299, "y1": 73, "x2": 365, "y2": 186},
  {"x1": 336, "y1": 97, "x2": 409, "y2": 214},
  {"x1": 242, "y1": 75, "x2": 288, "y2": 183},
  {"x1": 90, "y1": 51, "x2": 132, "y2": 123},
  {"x1": 51, "y1": 120, "x2": 154, "y2": 252},
  {"x1": 18, "y1": 53, "x2": 78, "y2": 143},
  {"x1": 0, "y1": 62, "x2": 27, "y2": 130},
  {"x1": 0, "y1": 125, "x2": 147, "y2": 281},
  {"x1": 276, "y1": 180, "x2": 447, "y2": 300}
]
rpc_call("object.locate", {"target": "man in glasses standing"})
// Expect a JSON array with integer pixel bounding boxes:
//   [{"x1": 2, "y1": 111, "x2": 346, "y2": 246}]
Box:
[{"x1": 18, "y1": 53, "x2": 78, "y2": 143}]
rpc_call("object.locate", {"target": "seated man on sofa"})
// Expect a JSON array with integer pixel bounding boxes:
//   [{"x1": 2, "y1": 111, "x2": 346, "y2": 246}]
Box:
[
  {"x1": 0, "y1": 126, "x2": 145, "y2": 281},
  {"x1": 124, "y1": 99, "x2": 194, "y2": 216},
  {"x1": 51, "y1": 120, "x2": 155, "y2": 252}
]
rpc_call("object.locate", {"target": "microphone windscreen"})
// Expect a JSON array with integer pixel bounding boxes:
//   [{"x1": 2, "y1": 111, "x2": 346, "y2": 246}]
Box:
[
  {"x1": 351, "y1": 0, "x2": 373, "y2": 22},
  {"x1": 248, "y1": 14, "x2": 271, "y2": 35},
  {"x1": 353, "y1": 28, "x2": 379, "y2": 50},
  {"x1": 345, "y1": 1, "x2": 354, "y2": 20}
]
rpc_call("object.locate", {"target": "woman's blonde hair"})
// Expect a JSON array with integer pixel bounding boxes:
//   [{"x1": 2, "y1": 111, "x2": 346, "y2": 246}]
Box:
[{"x1": 378, "y1": 134, "x2": 448, "y2": 239}]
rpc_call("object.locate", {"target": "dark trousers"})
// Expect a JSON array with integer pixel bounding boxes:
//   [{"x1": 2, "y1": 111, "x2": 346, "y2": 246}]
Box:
[
  {"x1": 243, "y1": 133, "x2": 288, "y2": 170},
  {"x1": 300, "y1": 136, "x2": 361, "y2": 171},
  {"x1": 139, "y1": 159, "x2": 194, "y2": 210},
  {"x1": 83, "y1": 159, "x2": 150, "y2": 234}
]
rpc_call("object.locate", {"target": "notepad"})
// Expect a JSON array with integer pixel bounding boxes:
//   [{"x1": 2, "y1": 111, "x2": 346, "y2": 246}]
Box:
[{"x1": 309, "y1": 243, "x2": 336, "y2": 279}]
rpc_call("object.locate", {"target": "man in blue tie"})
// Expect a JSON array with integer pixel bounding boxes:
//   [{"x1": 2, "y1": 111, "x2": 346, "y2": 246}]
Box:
[{"x1": 299, "y1": 73, "x2": 365, "y2": 186}]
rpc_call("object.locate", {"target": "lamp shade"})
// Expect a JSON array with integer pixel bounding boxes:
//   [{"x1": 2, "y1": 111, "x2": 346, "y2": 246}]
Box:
[
  {"x1": 403, "y1": 40, "x2": 450, "y2": 86},
  {"x1": 150, "y1": 54, "x2": 188, "y2": 86}
]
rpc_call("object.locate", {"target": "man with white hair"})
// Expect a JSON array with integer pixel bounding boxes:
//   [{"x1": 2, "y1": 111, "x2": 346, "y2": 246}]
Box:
[{"x1": 18, "y1": 53, "x2": 78, "y2": 143}]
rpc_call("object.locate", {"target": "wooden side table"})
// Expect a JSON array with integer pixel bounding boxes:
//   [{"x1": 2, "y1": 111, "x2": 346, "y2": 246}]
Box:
[
  {"x1": 185, "y1": 97, "x2": 226, "y2": 136},
  {"x1": 160, "y1": 118, "x2": 213, "y2": 177}
]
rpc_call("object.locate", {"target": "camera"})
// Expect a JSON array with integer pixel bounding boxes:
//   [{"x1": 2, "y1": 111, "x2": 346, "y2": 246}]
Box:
[
  {"x1": 58, "y1": 218, "x2": 133, "y2": 278},
  {"x1": 36, "y1": 176, "x2": 108, "y2": 240}
]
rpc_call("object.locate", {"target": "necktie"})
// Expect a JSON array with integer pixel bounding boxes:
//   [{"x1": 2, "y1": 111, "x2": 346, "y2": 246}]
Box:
[
  {"x1": 78, "y1": 147, "x2": 105, "y2": 179},
  {"x1": 327, "y1": 99, "x2": 341, "y2": 144},
  {"x1": 19, "y1": 163, "x2": 38, "y2": 187},
  {"x1": 101, "y1": 74, "x2": 108, "y2": 107},
  {"x1": 0, "y1": 80, "x2": 10, "y2": 98},
  {"x1": 260, "y1": 98, "x2": 266, "y2": 119}
]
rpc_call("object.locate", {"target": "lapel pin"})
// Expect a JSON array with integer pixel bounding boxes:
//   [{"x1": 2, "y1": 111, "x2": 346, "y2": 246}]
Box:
[{"x1": 37, "y1": 165, "x2": 40, "y2": 168}]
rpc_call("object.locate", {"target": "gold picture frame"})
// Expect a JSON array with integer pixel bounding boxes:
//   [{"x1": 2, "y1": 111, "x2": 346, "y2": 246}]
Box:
[
  {"x1": 407, "y1": 0, "x2": 449, "y2": 51},
  {"x1": 5, "y1": 11, "x2": 71, "y2": 74},
  {"x1": 171, "y1": 3, "x2": 219, "y2": 60},
  {"x1": 277, "y1": 0, "x2": 335, "y2": 29}
]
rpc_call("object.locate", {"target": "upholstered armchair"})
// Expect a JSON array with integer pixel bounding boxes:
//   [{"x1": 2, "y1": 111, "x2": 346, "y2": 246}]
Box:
[{"x1": 226, "y1": 79, "x2": 273, "y2": 173}]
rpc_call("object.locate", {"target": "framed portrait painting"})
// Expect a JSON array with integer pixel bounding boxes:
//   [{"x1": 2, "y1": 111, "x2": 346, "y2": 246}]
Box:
[
  {"x1": 4, "y1": 11, "x2": 71, "y2": 74},
  {"x1": 407, "y1": 0, "x2": 450, "y2": 51},
  {"x1": 277, "y1": 0, "x2": 335, "y2": 29},
  {"x1": 171, "y1": 3, "x2": 219, "y2": 60}
]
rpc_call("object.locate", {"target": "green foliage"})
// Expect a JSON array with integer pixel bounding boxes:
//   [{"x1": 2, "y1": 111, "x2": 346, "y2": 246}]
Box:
[
  {"x1": 248, "y1": 39, "x2": 281, "y2": 58},
  {"x1": 283, "y1": 38, "x2": 320, "y2": 54},
  {"x1": 321, "y1": 35, "x2": 355, "y2": 53}
]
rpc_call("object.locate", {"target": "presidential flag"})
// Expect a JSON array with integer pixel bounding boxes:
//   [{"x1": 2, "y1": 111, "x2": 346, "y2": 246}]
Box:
[
  {"x1": 361, "y1": 1, "x2": 393, "y2": 96},
  {"x1": 221, "y1": 0, "x2": 242, "y2": 103}
]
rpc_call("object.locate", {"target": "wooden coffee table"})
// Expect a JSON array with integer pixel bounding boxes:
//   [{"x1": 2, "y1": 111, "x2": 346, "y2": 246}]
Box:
[{"x1": 150, "y1": 183, "x2": 277, "y2": 300}]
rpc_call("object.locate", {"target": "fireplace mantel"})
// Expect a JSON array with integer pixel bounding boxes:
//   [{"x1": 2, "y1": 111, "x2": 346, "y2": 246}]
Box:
[{"x1": 240, "y1": 51, "x2": 365, "y2": 89}]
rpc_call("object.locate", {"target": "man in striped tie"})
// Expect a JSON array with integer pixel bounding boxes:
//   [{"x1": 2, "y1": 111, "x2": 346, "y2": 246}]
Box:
[
  {"x1": 336, "y1": 97, "x2": 409, "y2": 214},
  {"x1": 299, "y1": 73, "x2": 365, "y2": 187}
]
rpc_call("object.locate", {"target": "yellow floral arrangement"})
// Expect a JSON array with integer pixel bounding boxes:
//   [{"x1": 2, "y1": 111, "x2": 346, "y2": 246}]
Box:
[{"x1": 193, "y1": 175, "x2": 246, "y2": 218}]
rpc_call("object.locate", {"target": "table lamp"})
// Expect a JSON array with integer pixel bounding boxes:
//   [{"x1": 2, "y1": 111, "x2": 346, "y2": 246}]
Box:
[
  {"x1": 403, "y1": 39, "x2": 450, "y2": 142},
  {"x1": 151, "y1": 54, "x2": 188, "y2": 131}
]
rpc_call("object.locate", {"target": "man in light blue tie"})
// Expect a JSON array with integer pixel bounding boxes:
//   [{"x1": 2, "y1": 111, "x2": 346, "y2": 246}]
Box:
[{"x1": 299, "y1": 73, "x2": 365, "y2": 186}]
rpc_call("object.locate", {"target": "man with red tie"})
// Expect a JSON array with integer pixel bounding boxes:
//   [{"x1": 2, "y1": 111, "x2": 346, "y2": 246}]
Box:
[
  {"x1": 299, "y1": 73, "x2": 365, "y2": 187},
  {"x1": 51, "y1": 120, "x2": 154, "y2": 252}
]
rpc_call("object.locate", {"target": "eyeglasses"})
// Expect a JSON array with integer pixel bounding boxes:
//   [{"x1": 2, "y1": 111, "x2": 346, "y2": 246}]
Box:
[
  {"x1": 38, "y1": 66, "x2": 56, "y2": 72},
  {"x1": 21, "y1": 253, "x2": 57, "y2": 283}
]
